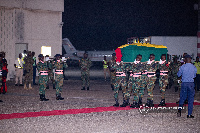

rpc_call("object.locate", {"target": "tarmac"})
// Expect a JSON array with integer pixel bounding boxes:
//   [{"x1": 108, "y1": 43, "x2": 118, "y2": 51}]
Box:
[{"x1": 0, "y1": 67, "x2": 200, "y2": 133}]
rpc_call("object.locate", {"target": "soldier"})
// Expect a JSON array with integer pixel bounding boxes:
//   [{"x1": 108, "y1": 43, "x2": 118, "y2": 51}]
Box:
[
  {"x1": 46, "y1": 55, "x2": 55, "y2": 89},
  {"x1": 112, "y1": 61, "x2": 128, "y2": 107},
  {"x1": 80, "y1": 52, "x2": 92, "y2": 90},
  {"x1": 170, "y1": 56, "x2": 181, "y2": 92},
  {"x1": 145, "y1": 54, "x2": 158, "y2": 107},
  {"x1": 24, "y1": 51, "x2": 34, "y2": 89},
  {"x1": 0, "y1": 53, "x2": 3, "y2": 101},
  {"x1": 1, "y1": 52, "x2": 8, "y2": 93},
  {"x1": 126, "y1": 55, "x2": 143, "y2": 108},
  {"x1": 194, "y1": 56, "x2": 200, "y2": 91},
  {"x1": 103, "y1": 56, "x2": 109, "y2": 81},
  {"x1": 53, "y1": 54, "x2": 68, "y2": 100},
  {"x1": 158, "y1": 54, "x2": 170, "y2": 106},
  {"x1": 32, "y1": 52, "x2": 37, "y2": 85},
  {"x1": 108, "y1": 53, "x2": 116, "y2": 90},
  {"x1": 37, "y1": 54, "x2": 49, "y2": 101}
]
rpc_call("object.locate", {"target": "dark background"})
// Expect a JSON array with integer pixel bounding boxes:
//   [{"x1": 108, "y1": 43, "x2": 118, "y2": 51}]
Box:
[{"x1": 62, "y1": 0, "x2": 198, "y2": 51}]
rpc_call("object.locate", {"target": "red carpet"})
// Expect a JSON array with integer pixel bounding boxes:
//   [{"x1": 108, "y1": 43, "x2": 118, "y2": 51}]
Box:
[{"x1": 0, "y1": 102, "x2": 200, "y2": 120}]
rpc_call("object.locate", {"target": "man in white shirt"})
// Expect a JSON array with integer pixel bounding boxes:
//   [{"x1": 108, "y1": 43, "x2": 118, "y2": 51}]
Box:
[{"x1": 14, "y1": 53, "x2": 24, "y2": 86}]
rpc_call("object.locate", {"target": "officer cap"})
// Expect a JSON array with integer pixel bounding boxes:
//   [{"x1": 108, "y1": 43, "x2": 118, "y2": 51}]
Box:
[
  {"x1": 184, "y1": 54, "x2": 192, "y2": 59},
  {"x1": 55, "y1": 54, "x2": 61, "y2": 57},
  {"x1": 112, "y1": 53, "x2": 116, "y2": 56},
  {"x1": 38, "y1": 54, "x2": 43, "y2": 58},
  {"x1": 150, "y1": 53, "x2": 155, "y2": 56}
]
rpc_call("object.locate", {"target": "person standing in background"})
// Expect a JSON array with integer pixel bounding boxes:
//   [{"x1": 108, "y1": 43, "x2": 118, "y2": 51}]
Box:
[
  {"x1": 14, "y1": 53, "x2": 24, "y2": 86},
  {"x1": 177, "y1": 54, "x2": 197, "y2": 118},
  {"x1": 103, "y1": 56, "x2": 109, "y2": 81},
  {"x1": 32, "y1": 52, "x2": 37, "y2": 85},
  {"x1": 194, "y1": 56, "x2": 200, "y2": 91}
]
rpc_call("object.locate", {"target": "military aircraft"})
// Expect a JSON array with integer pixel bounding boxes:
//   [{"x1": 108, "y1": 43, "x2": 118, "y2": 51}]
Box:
[{"x1": 62, "y1": 38, "x2": 115, "y2": 62}]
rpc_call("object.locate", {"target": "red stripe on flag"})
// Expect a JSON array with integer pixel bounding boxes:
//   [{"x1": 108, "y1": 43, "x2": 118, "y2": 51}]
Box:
[{"x1": 0, "y1": 102, "x2": 200, "y2": 120}]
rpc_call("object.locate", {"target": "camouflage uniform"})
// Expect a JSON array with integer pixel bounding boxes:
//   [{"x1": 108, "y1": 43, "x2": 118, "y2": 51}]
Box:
[
  {"x1": 37, "y1": 59, "x2": 49, "y2": 101},
  {"x1": 126, "y1": 63, "x2": 141, "y2": 107},
  {"x1": 0, "y1": 61, "x2": 3, "y2": 101},
  {"x1": 47, "y1": 60, "x2": 55, "y2": 89},
  {"x1": 108, "y1": 58, "x2": 116, "y2": 90},
  {"x1": 112, "y1": 62, "x2": 128, "y2": 106},
  {"x1": 170, "y1": 61, "x2": 181, "y2": 90},
  {"x1": 24, "y1": 52, "x2": 34, "y2": 89},
  {"x1": 146, "y1": 60, "x2": 158, "y2": 102},
  {"x1": 0, "y1": 61, "x2": 2, "y2": 87},
  {"x1": 137, "y1": 62, "x2": 148, "y2": 101},
  {"x1": 53, "y1": 59, "x2": 68, "y2": 97},
  {"x1": 158, "y1": 61, "x2": 169, "y2": 103},
  {"x1": 80, "y1": 58, "x2": 92, "y2": 89}
]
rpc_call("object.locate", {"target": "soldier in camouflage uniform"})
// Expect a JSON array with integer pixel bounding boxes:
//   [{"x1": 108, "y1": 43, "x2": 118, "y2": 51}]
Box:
[
  {"x1": 108, "y1": 53, "x2": 116, "y2": 90},
  {"x1": 53, "y1": 54, "x2": 68, "y2": 100},
  {"x1": 112, "y1": 61, "x2": 128, "y2": 107},
  {"x1": 145, "y1": 54, "x2": 158, "y2": 107},
  {"x1": 37, "y1": 54, "x2": 49, "y2": 101},
  {"x1": 45, "y1": 55, "x2": 56, "y2": 89},
  {"x1": 170, "y1": 56, "x2": 181, "y2": 92},
  {"x1": 0, "y1": 53, "x2": 3, "y2": 102},
  {"x1": 126, "y1": 54, "x2": 145, "y2": 108},
  {"x1": 158, "y1": 54, "x2": 170, "y2": 106},
  {"x1": 24, "y1": 51, "x2": 34, "y2": 90},
  {"x1": 80, "y1": 52, "x2": 92, "y2": 90}
]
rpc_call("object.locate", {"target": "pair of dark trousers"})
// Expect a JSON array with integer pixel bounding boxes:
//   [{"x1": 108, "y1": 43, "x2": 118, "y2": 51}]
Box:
[
  {"x1": 33, "y1": 66, "x2": 37, "y2": 84},
  {"x1": 195, "y1": 74, "x2": 200, "y2": 90},
  {"x1": 179, "y1": 82, "x2": 195, "y2": 115}
]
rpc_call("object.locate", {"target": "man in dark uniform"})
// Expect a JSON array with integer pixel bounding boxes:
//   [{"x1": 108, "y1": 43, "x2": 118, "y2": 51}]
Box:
[{"x1": 79, "y1": 52, "x2": 92, "y2": 90}]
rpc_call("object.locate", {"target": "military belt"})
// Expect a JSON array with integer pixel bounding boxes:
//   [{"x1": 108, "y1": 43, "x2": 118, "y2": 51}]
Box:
[
  {"x1": 147, "y1": 73, "x2": 155, "y2": 75},
  {"x1": 116, "y1": 72, "x2": 126, "y2": 76},
  {"x1": 40, "y1": 71, "x2": 48, "y2": 73}
]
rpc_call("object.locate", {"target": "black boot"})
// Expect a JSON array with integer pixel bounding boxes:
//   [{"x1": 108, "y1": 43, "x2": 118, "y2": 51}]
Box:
[
  {"x1": 81, "y1": 87, "x2": 85, "y2": 90},
  {"x1": 120, "y1": 100, "x2": 129, "y2": 107},
  {"x1": 138, "y1": 97, "x2": 142, "y2": 105},
  {"x1": 111, "y1": 84, "x2": 114, "y2": 90},
  {"x1": 42, "y1": 94, "x2": 49, "y2": 101},
  {"x1": 56, "y1": 94, "x2": 64, "y2": 100},
  {"x1": 87, "y1": 87, "x2": 89, "y2": 90},
  {"x1": 158, "y1": 99, "x2": 166, "y2": 106},
  {"x1": 145, "y1": 99, "x2": 154, "y2": 107},
  {"x1": 53, "y1": 84, "x2": 56, "y2": 89},
  {"x1": 40, "y1": 94, "x2": 44, "y2": 101},
  {"x1": 130, "y1": 101, "x2": 139, "y2": 108},
  {"x1": 46, "y1": 85, "x2": 49, "y2": 89},
  {"x1": 113, "y1": 99, "x2": 119, "y2": 107}
]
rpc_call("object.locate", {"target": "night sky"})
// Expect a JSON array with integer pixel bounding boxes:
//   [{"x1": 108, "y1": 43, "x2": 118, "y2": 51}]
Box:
[{"x1": 62, "y1": 0, "x2": 198, "y2": 51}]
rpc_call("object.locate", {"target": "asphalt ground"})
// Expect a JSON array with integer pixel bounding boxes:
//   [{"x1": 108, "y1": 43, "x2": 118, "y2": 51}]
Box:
[{"x1": 0, "y1": 67, "x2": 200, "y2": 133}]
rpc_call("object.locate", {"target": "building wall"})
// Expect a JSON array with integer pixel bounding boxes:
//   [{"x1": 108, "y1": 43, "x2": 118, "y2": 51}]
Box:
[
  {"x1": 151, "y1": 36, "x2": 197, "y2": 60},
  {"x1": 0, "y1": 0, "x2": 64, "y2": 79}
]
